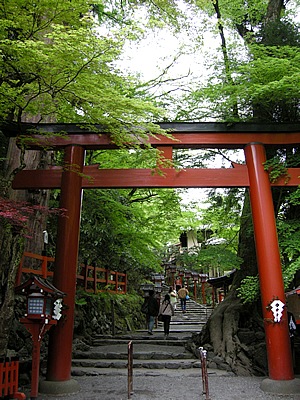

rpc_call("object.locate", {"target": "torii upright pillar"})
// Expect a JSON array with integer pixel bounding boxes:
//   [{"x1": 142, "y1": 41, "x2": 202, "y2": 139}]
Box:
[
  {"x1": 40, "y1": 145, "x2": 84, "y2": 394},
  {"x1": 245, "y1": 143, "x2": 295, "y2": 388}
]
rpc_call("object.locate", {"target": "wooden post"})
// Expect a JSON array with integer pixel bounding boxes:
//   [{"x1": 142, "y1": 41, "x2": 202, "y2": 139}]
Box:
[
  {"x1": 41, "y1": 255, "x2": 47, "y2": 279},
  {"x1": 125, "y1": 272, "x2": 127, "y2": 294},
  {"x1": 111, "y1": 299, "x2": 115, "y2": 336},
  {"x1": 31, "y1": 325, "x2": 41, "y2": 400},
  {"x1": 20, "y1": 319, "x2": 56, "y2": 400},
  {"x1": 245, "y1": 143, "x2": 294, "y2": 381},
  {"x1": 199, "y1": 347, "x2": 210, "y2": 400},
  {"x1": 105, "y1": 268, "x2": 109, "y2": 287},
  {"x1": 128, "y1": 341, "x2": 133, "y2": 399},
  {"x1": 201, "y1": 282, "x2": 206, "y2": 305},
  {"x1": 116, "y1": 272, "x2": 119, "y2": 292},
  {"x1": 93, "y1": 265, "x2": 97, "y2": 294},
  {"x1": 84, "y1": 263, "x2": 88, "y2": 291}
]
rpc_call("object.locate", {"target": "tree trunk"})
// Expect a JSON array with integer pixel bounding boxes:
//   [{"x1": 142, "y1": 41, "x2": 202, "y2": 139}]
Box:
[
  {"x1": 0, "y1": 221, "x2": 24, "y2": 356},
  {"x1": 265, "y1": 0, "x2": 284, "y2": 23},
  {"x1": 0, "y1": 130, "x2": 51, "y2": 356}
]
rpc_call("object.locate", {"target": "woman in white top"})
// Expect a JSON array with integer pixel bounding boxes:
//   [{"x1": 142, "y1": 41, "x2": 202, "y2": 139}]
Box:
[{"x1": 159, "y1": 294, "x2": 174, "y2": 339}]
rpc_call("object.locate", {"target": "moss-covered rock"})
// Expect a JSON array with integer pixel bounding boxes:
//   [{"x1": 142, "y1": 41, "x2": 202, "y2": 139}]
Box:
[{"x1": 74, "y1": 290, "x2": 145, "y2": 341}]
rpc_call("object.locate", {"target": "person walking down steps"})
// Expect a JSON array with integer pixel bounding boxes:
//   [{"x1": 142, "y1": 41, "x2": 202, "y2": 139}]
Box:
[
  {"x1": 141, "y1": 290, "x2": 159, "y2": 335},
  {"x1": 178, "y1": 285, "x2": 189, "y2": 313},
  {"x1": 159, "y1": 294, "x2": 174, "y2": 339}
]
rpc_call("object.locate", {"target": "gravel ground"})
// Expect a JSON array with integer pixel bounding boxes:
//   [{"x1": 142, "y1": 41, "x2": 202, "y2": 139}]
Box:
[{"x1": 28, "y1": 369, "x2": 300, "y2": 400}]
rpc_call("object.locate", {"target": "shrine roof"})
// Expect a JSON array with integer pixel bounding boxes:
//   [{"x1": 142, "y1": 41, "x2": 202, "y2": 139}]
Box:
[{"x1": 207, "y1": 269, "x2": 236, "y2": 288}]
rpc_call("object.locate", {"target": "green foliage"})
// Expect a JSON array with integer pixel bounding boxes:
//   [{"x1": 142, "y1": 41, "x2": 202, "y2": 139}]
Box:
[
  {"x1": 76, "y1": 184, "x2": 183, "y2": 290},
  {"x1": 263, "y1": 156, "x2": 289, "y2": 183},
  {"x1": 180, "y1": 41, "x2": 300, "y2": 122},
  {"x1": 283, "y1": 258, "x2": 300, "y2": 288},
  {"x1": 199, "y1": 245, "x2": 242, "y2": 273},
  {"x1": 86, "y1": 146, "x2": 176, "y2": 170},
  {"x1": 175, "y1": 0, "x2": 300, "y2": 122},
  {"x1": 80, "y1": 189, "x2": 159, "y2": 265},
  {"x1": 172, "y1": 187, "x2": 243, "y2": 274},
  {"x1": 75, "y1": 297, "x2": 88, "y2": 306},
  {"x1": 218, "y1": 0, "x2": 268, "y2": 27},
  {"x1": 287, "y1": 188, "x2": 300, "y2": 206},
  {"x1": 237, "y1": 275, "x2": 260, "y2": 304},
  {"x1": 277, "y1": 219, "x2": 300, "y2": 264},
  {"x1": 238, "y1": 257, "x2": 300, "y2": 304},
  {"x1": 176, "y1": 243, "x2": 242, "y2": 274},
  {"x1": 0, "y1": 0, "x2": 168, "y2": 143},
  {"x1": 98, "y1": 0, "x2": 186, "y2": 30},
  {"x1": 256, "y1": 19, "x2": 300, "y2": 46},
  {"x1": 199, "y1": 189, "x2": 243, "y2": 252},
  {"x1": 46, "y1": 148, "x2": 187, "y2": 292},
  {"x1": 238, "y1": 217, "x2": 300, "y2": 304}
]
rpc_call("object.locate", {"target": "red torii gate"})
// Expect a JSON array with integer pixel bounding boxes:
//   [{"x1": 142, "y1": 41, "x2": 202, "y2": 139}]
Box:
[{"x1": 8, "y1": 122, "x2": 300, "y2": 394}]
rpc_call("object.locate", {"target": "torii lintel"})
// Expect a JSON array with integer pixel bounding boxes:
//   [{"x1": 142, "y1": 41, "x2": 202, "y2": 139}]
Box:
[{"x1": 12, "y1": 165, "x2": 300, "y2": 189}]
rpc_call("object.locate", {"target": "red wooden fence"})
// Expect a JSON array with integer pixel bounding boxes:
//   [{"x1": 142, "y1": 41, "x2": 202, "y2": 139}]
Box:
[
  {"x1": 16, "y1": 253, "x2": 127, "y2": 294},
  {"x1": 77, "y1": 264, "x2": 127, "y2": 294},
  {"x1": 0, "y1": 358, "x2": 26, "y2": 399},
  {"x1": 15, "y1": 252, "x2": 54, "y2": 285}
]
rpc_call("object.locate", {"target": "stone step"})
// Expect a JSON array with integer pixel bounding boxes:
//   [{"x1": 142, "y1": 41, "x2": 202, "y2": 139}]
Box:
[
  {"x1": 175, "y1": 310, "x2": 207, "y2": 312},
  {"x1": 92, "y1": 338, "x2": 187, "y2": 346},
  {"x1": 74, "y1": 343, "x2": 193, "y2": 359},
  {"x1": 71, "y1": 358, "x2": 201, "y2": 373},
  {"x1": 162, "y1": 321, "x2": 205, "y2": 326},
  {"x1": 92, "y1": 332, "x2": 194, "y2": 340},
  {"x1": 174, "y1": 310, "x2": 208, "y2": 314},
  {"x1": 73, "y1": 351, "x2": 194, "y2": 361},
  {"x1": 153, "y1": 326, "x2": 204, "y2": 332}
]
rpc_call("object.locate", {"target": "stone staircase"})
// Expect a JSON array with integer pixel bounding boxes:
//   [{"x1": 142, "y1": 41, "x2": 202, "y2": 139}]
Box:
[{"x1": 71, "y1": 298, "x2": 213, "y2": 376}]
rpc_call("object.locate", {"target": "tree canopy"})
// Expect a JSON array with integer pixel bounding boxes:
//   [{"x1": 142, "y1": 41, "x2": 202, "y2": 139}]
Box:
[{"x1": 0, "y1": 0, "x2": 175, "y2": 142}]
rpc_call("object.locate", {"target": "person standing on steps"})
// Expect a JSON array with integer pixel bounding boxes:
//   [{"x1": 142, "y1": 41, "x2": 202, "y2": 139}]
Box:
[
  {"x1": 178, "y1": 285, "x2": 189, "y2": 313},
  {"x1": 142, "y1": 290, "x2": 159, "y2": 335},
  {"x1": 159, "y1": 294, "x2": 174, "y2": 339},
  {"x1": 169, "y1": 286, "x2": 178, "y2": 310}
]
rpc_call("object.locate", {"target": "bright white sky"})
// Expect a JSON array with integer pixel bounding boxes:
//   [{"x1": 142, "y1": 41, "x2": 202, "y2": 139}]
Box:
[{"x1": 119, "y1": 24, "x2": 221, "y2": 102}]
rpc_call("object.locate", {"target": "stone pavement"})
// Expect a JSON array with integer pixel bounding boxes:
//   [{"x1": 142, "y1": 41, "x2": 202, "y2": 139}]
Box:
[{"x1": 35, "y1": 369, "x2": 300, "y2": 400}]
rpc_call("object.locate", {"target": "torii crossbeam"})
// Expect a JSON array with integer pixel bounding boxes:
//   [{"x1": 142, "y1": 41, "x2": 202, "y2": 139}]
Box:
[{"x1": 7, "y1": 122, "x2": 300, "y2": 393}]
